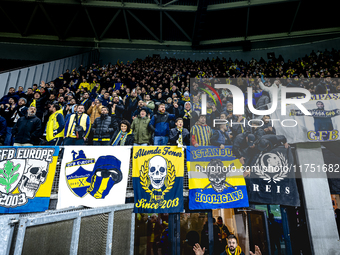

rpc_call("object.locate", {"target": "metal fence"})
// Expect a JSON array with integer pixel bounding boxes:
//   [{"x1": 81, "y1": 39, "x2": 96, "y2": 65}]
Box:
[
  {"x1": 0, "y1": 204, "x2": 134, "y2": 255},
  {"x1": 0, "y1": 50, "x2": 99, "y2": 98}
]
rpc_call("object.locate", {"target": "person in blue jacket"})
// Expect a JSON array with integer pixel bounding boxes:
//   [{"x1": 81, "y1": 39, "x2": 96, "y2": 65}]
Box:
[{"x1": 149, "y1": 103, "x2": 179, "y2": 145}]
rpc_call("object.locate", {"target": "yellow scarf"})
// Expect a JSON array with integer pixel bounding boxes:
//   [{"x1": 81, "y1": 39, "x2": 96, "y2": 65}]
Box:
[
  {"x1": 226, "y1": 246, "x2": 243, "y2": 255},
  {"x1": 30, "y1": 99, "x2": 36, "y2": 107}
]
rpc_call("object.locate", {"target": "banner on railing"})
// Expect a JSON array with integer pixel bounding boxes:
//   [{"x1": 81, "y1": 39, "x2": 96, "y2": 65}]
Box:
[
  {"x1": 57, "y1": 146, "x2": 131, "y2": 209},
  {"x1": 187, "y1": 146, "x2": 249, "y2": 210},
  {"x1": 271, "y1": 93, "x2": 340, "y2": 143},
  {"x1": 246, "y1": 146, "x2": 300, "y2": 206},
  {"x1": 0, "y1": 147, "x2": 59, "y2": 213},
  {"x1": 132, "y1": 146, "x2": 184, "y2": 213}
]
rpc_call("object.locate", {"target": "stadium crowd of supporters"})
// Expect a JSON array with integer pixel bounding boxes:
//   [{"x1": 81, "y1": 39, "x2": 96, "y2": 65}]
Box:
[{"x1": 0, "y1": 48, "x2": 338, "y2": 150}]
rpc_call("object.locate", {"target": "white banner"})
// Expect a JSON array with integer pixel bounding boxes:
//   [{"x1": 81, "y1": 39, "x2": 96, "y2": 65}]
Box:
[
  {"x1": 57, "y1": 146, "x2": 131, "y2": 209},
  {"x1": 271, "y1": 93, "x2": 340, "y2": 143}
]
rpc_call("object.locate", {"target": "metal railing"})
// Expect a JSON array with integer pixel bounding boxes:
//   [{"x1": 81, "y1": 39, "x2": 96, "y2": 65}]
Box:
[{"x1": 0, "y1": 203, "x2": 134, "y2": 255}]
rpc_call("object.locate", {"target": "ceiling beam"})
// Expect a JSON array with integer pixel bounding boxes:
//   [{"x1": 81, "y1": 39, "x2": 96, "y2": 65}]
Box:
[
  {"x1": 0, "y1": 32, "x2": 191, "y2": 46},
  {"x1": 100, "y1": 9, "x2": 121, "y2": 40},
  {"x1": 160, "y1": 11, "x2": 163, "y2": 43},
  {"x1": 23, "y1": 4, "x2": 39, "y2": 36},
  {"x1": 123, "y1": 9, "x2": 131, "y2": 42},
  {"x1": 163, "y1": 0, "x2": 179, "y2": 7},
  {"x1": 1, "y1": 27, "x2": 340, "y2": 47},
  {"x1": 245, "y1": 7, "x2": 250, "y2": 39},
  {"x1": 207, "y1": 0, "x2": 299, "y2": 11},
  {"x1": 289, "y1": 1, "x2": 301, "y2": 35},
  {"x1": 84, "y1": 7, "x2": 99, "y2": 40},
  {"x1": 63, "y1": 9, "x2": 80, "y2": 40},
  {"x1": 127, "y1": 10, "x2": 160, "y2": 42},
  {"x1": 0, "y1": 5, "x2": 22, "y2": 35},
  {"x1": 39, "y1": 3, "x2": 61, "y2": 40},
  {"x1": 198, "y1": 27, "x2": 340, "y2": 45},
  {"x1": 1, "y1": 0, "x2": 196, "y2": 12},
  {"x1": 164, "y1": 11, "x2": 191, "y2": 42}
]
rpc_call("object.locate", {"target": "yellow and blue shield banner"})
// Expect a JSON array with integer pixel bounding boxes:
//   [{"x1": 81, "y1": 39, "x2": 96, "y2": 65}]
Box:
[
  {"x1": 0, "y1": 147, "x2": 59, "y2": 213},
  {"x1": 57, "y1": 146, "x2": 131, "y2": 209},
  {"x1": 132, "y1": 146, "x2": 184, "y2": 213},
  {"x1": 187, "y1": 146, "x2": 249, "y2": 210}
]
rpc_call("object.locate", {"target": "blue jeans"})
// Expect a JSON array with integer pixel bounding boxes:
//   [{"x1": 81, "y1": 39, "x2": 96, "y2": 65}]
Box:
[
  {"x1": 4, "y1": 127, "x2": 13, "y2": 146},
  {"x1": 154, "y1": 136, "x2": 169, "y2": 145}
]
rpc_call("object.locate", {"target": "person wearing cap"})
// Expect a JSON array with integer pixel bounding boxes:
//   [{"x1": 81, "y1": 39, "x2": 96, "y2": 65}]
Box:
[
  {"x1": 257, "y1": 134, "x2": 289, "y2": 152},
  {"x1": 232, "y1": 132, "x2": 257, "y2": 166},
  {"x1": 179, "y1": 102, "x2": 198, "y2": 130},
  {"x1": 27, "y1": 81, "x2": 50, "y2": 120},
  {"x1": 179, "y1": 91, "x2": 190, "y2": 106}
]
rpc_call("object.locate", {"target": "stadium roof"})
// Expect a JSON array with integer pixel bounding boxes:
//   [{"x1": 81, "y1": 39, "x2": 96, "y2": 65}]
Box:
[{"x1": 0, "y1": 0, "x2": 339, "y2": 50}]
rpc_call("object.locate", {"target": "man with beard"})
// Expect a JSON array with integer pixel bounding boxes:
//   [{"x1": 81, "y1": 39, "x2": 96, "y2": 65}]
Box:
[
  {"x1": 125, "y1": 89, "x2": 142, "y2": 123},
  {"x1": 149, "y1": 103, "x2": 178, "y2": 145},
  {"x1": 12, "y1": 106, "x2": 42, "y2": 146},
  {"x1": 193, "y1": 234, "x2": 262, "y2": 255},
  {"x1": 92, "y1": 106, "x2": 114, "y2": 145},
  {"x1": 64, "y1": 104, "x2": 91, "y2": 145}
]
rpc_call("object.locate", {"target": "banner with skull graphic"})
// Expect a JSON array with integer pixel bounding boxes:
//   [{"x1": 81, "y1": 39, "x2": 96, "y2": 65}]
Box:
[
  {"x1": 57, "y1": 146, "x2": 131, "y2": 209},
  {"x1": 187, "y1": 146, "x2": 249, "y2": 210},
  {"x1": 132, "y1": 146, "x2": 184, "y2": 213},
  {"x1": 246, "y1": 146, "x2": 300, "y2": 206},
  {"x1": 0, "y1": 147, "x2": 59, "y2": 213}
]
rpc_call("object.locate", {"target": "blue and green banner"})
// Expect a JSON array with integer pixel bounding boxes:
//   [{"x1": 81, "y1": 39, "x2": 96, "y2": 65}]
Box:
[
  {"x1": 133, "y1": 146, "x2": 184, "y2": 213},
  {"x1": 0, "y1": 147, "x2": 59, "y2": 213},
  {"x1": 187, "y1": 146, "x2": 249, "y2": 210}
]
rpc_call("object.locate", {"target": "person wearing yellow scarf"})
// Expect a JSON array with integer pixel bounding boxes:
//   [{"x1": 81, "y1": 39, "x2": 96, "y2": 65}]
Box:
[{"x1": 193, "y1": 235, "x2": 262, "y2": 255}]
